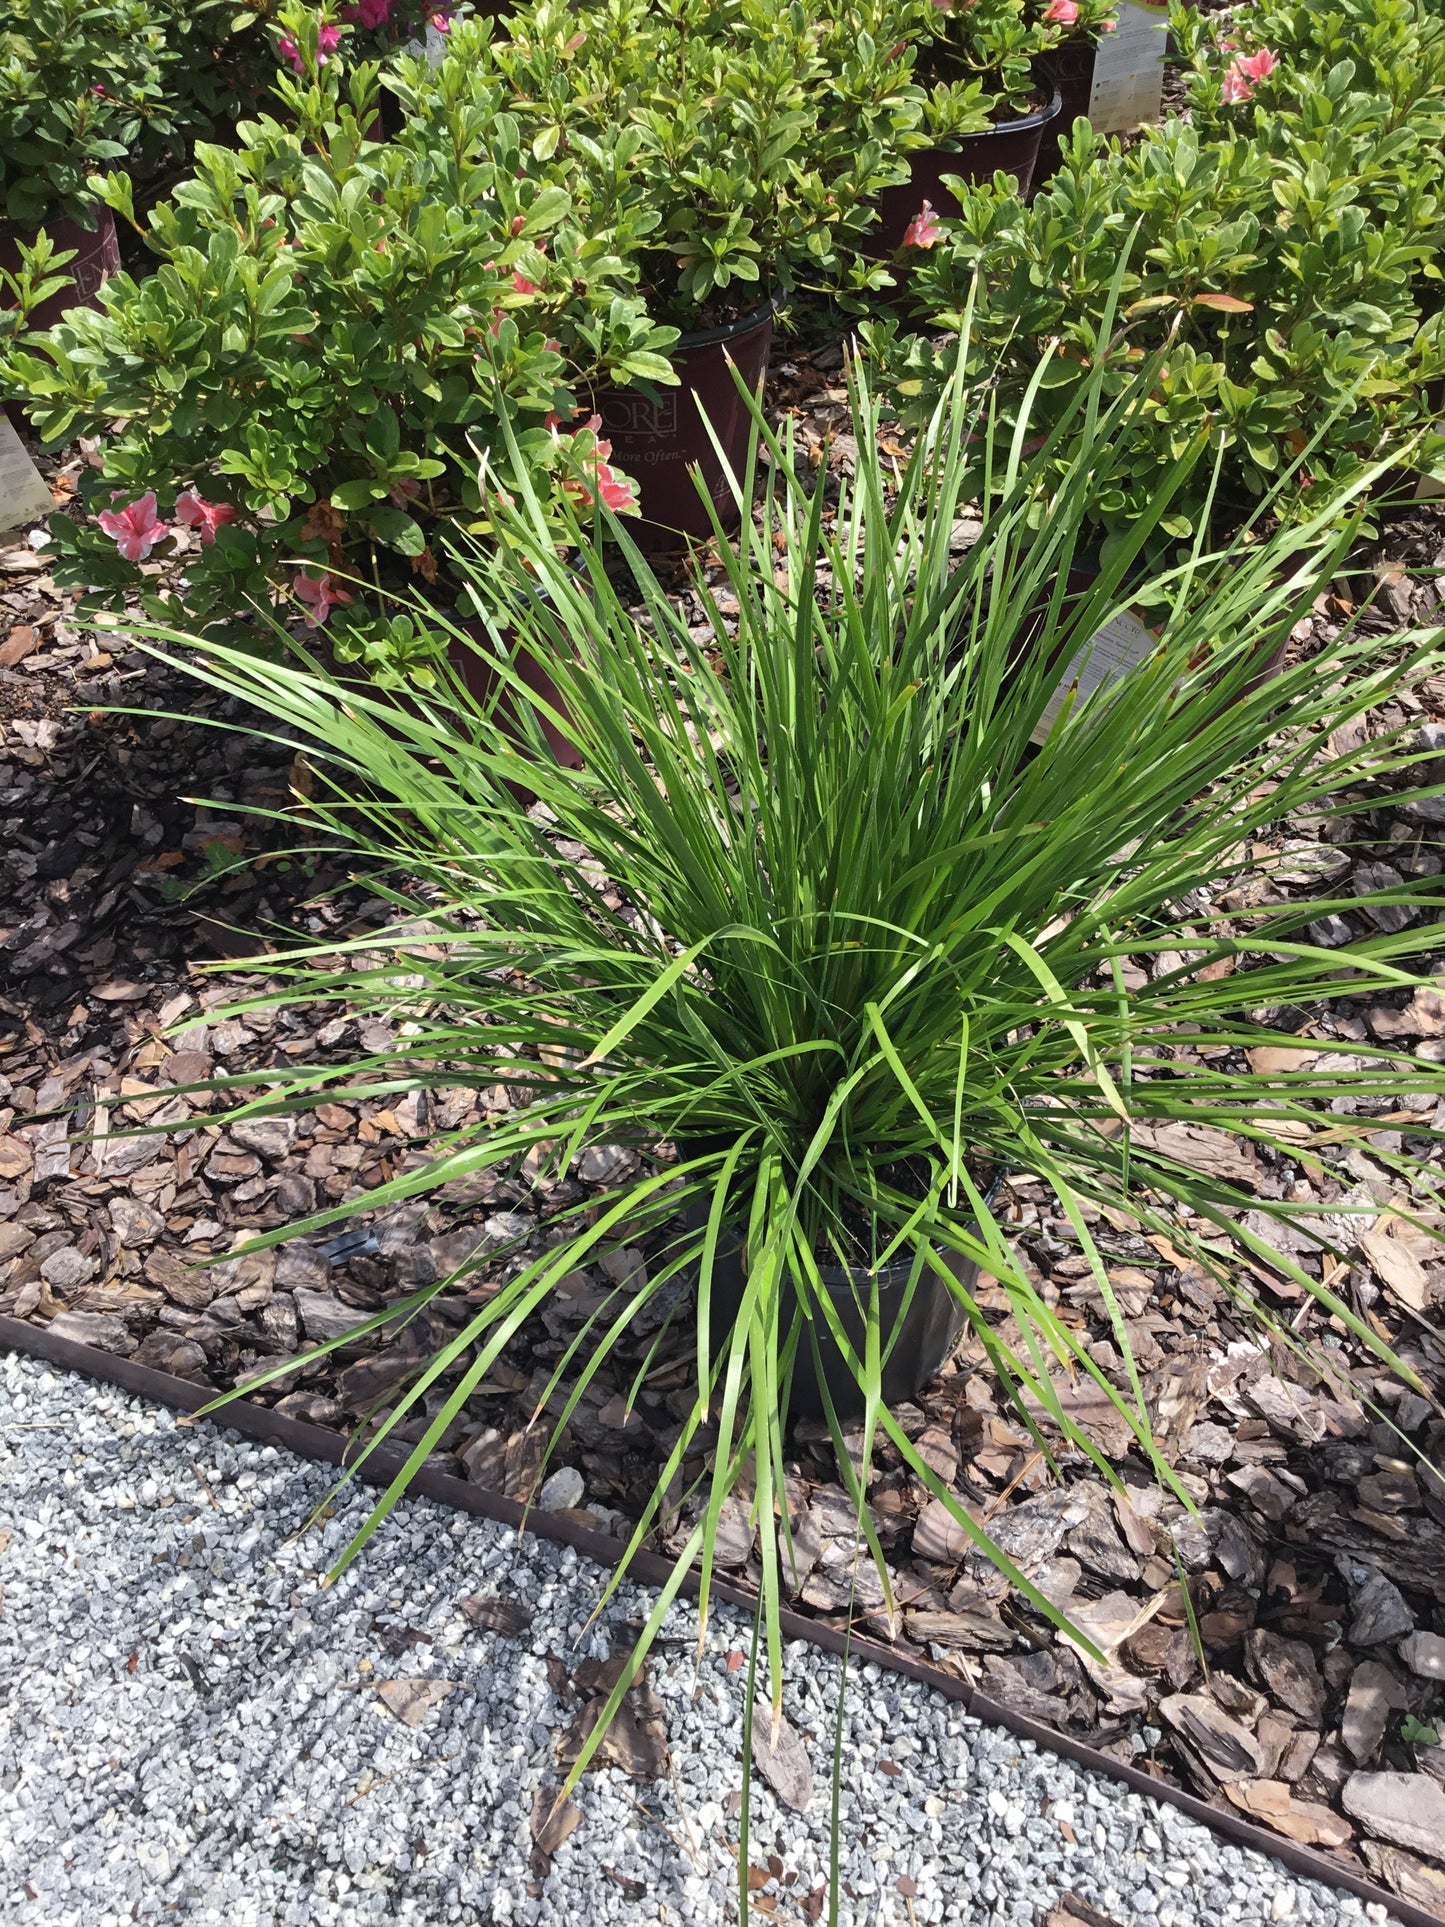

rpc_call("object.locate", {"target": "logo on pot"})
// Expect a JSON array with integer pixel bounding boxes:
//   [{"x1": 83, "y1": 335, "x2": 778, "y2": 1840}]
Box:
[{"x1": 599, "y1": 391, "x2": 680, "y2": 438}]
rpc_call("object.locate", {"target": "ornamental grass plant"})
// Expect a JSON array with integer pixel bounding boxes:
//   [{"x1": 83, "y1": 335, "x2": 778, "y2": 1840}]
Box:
[{"x1": 124, "y1": 337, "x2": 1445, "y2": 1826}]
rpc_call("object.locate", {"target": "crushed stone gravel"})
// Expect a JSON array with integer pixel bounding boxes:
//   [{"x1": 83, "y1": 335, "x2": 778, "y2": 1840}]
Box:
[{"x1": 0, "y1": 1352, "x2": 1404, "y2": 1927}]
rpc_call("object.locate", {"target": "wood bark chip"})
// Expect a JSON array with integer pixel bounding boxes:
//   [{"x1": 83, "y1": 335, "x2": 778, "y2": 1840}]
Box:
[
  {"x1": 1045, "y1": 1897, "x2": 1127, "y2": 1927},
  {"x1": 1359, "y1": 1225, "x2": 1431, "y2": 1312},
  {"x1": 1225, "y1": 1779, "x2": 1354, "y2": 1849},
  {"x1": 750, "y1": 1702, "x2": 813, "y2": 1813},
  {"x1": 1343, "y1": 1771, "x2": 1445, "y2": 1857},
  {"x1": 375, "y1": 1677, "x2": 456, "y2": 1727},
  {"x1": 1159, "y1": 1693, "x2": 1260, "y2": 1780}
]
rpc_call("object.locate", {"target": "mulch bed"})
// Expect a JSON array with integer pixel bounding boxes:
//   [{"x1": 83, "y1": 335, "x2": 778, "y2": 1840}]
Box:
[{"x1": 6, "y1": 371, "x2": 1445, "y2": 1918}]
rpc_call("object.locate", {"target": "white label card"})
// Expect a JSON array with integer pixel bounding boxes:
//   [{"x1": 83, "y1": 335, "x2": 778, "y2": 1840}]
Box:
[
  {"x1": 1031, "y1": 607, "x2": 1160, "y2": 745},
  {"x1": 0, "y1": 416, "x2": 53, "y2": 535},
  {"x1": 1088, "y1": 0, "x2": 1168, "y2": 135}
]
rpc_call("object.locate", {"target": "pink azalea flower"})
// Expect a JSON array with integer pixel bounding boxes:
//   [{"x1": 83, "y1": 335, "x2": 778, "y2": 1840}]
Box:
[
  {"x1": 1221, "y1": 46, "x2": 1278, "y2": 101},
  {"x1": 565, "y1": 460, "x2": 637, "y2": 514},
  {"x1": 1042, "y1": 0, "x2": 1079, "y2": 24},
  {"x1": 511, "y1": 270, "x2": 541, "y2": 295},
  {"x1": 553, "y1": 415, "x2": 638, "y2": 513},
  {"x1": 96, "y1": 492, "x2": 168, "y2": 563},
  {"x1": 343, "y1": 0, "x2": 391, "y2": 26},
  {"x1": 427, "y1": 4, "x2": 452, "y2": 29},
  {"x1": 278, "y1": 19, "x2": 342, "y2": 73},
  {"x1": 174, "y1": 490, "x2": 237, "y2": 546},
  {"x1": 293, "y1": 570, "x2": 354, "y2": 626},
  {"x1": 902, "y1": 201, "x2": 945, "y2": 249}
]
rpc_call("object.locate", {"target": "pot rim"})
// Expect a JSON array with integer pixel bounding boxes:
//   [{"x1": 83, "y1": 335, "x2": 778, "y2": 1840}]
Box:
[
  {"x1": 950, "y1": 82, "x2": 1064, "y2": 139},
  {"x1": 813, "y1": 1234, "x2": 985, "y2": 1290},
  {"x1": 671, "y1": 284, "x2": 781, "y2": 353},
  {"x1": 0, "y1": 201, "x2": 114, "y2": 242}
]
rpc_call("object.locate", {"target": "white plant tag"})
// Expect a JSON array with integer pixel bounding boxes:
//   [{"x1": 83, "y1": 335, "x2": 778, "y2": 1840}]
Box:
[
  {"x1": 0, "y1": 416, "x2": 53, "y2": 535},
  {"x1": 1031, "y1": 606, "x2": 1160, "y2": 745},
  {"x1": 403, "y1": 24, "x2": 449, "y2": 64},
  {"x1": 1088, "y1": 0, "x2": 1169, "y2": 135}
]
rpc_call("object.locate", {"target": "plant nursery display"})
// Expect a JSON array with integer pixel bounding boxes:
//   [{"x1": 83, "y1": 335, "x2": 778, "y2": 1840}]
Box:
[
  {"x1": 869, "y1": 106, "x2": 1445, "y2": 556},
  {"x1": 7, "y1": 0, "x2": 1445, "y2": 1906},
  {"x1": 1, "y1": 8, "x2": 678, "y2": 669},
  {"x1": 862, "y1": 0, "x2": 1082, "y2": 246},
  {"x1": 124, "y1": 348, "x2": 1445, "y2": 1803},
  {"x1": 478, "y1": 0, "x2": 920, "y2": 538}
]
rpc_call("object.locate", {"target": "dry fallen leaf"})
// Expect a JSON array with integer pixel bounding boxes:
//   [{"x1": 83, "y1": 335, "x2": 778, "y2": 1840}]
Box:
[
  {"x1": 1245, "y1": 1045, "x2": 1317, "y2": 1075},
  {"x1": 1358, "y1": 1226, "x2": 1430, "y2": 1312},
  {"x1": 1225, "y1": 1778, "x2": 1353, "y2": 1847},
  {"x1": 375, "y1": 1677, "x2": 456, "y2": 1727},
  {"x1": 530, "y1": 1787, "x2": 581, "y2": 1856},
  {"x1": 457, "y1": 1592, "x2": 534, "y2": 1636}
]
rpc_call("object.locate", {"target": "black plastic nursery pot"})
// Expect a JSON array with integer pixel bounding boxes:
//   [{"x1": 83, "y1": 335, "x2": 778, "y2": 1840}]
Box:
[
  {"x1": 1032, "y1": 36, "x2": 1098, "y2": 188},
  {"x1": 869, "y1": 86, "x2": 1063, "y2": 256},
  {"x1": 591, "y1": 289, "x2": 776, "y2": 550},
  {"x1": 704, "y1": 1236, "x2": 984, "y2": 1423}
]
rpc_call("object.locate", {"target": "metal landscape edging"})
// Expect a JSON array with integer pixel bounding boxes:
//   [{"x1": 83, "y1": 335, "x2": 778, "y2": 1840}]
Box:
[{"x1": 2, "y1": 1311, "x2": 1438, "y2": 1927}]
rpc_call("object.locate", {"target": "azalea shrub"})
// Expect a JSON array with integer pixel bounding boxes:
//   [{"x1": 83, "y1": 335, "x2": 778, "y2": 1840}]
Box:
[
  {"x1": 1177, "y1": 0, "x2": 1445, "y2": 139},
  {"x1": 868, "y1": 107, "x2": 1445, "y2": 553},
  {"x1": 478, "y1": 0, "x2": 923, "y2": 320},
  {"x1": 2, "y1": 6, "x2": 677, "y2": 664},
  {"x1": 885, "y1": 0, "x2": 1105, "y2": 125},
  {"x1": 0, "y1": 0, "x2": 187, "y2": 224}
]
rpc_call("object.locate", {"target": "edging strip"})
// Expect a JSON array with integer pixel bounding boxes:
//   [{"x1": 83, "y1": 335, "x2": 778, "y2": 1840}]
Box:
[{"x1": 2, "y1": 1312, "x2": 1437, "y2": 1927}]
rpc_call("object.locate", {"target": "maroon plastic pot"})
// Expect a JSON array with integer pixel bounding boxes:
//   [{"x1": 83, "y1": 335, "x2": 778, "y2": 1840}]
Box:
[
  {"x1": 0, "y1": 203, "x2": 119, "y2": 334},
  {"x1": 445, "y1": 619, "x2": 584, "y2": 793},
  {"x1": 870, "y1": 86, "x2": 1063, "y2": 255},
  {"x1": 1033, "y1": 36, "x2": 1097, "y2": 189},
  {"x1": 591, "y1": 289, "x2": 776, "y2": 550}
]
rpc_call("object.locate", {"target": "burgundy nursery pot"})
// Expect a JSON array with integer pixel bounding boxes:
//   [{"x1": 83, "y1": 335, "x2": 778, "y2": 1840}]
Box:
[
  {"x1": 1033, "y1": 37, "x2": 1097, "y2": 189},
  {"x1": 445, "y1": 620, "x2": 584, "y2": 794},
  {"x1": 591, "y1": 289, "x2": 776, "y2": 550},
  {"x1": 870, "y1": 85, "x2": 1063, "y2": 255},
  {"x1": 0, "y1": 203, "x2": 119, "y2": 335},
  {"x1": 2, "y1": 203, "x2": 120, "y2": 434}
]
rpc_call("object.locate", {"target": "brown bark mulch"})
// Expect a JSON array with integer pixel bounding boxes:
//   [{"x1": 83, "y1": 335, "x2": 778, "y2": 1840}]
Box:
[{"x1": 6, "y1": 391, "x2": 1445, "y2": 1917}]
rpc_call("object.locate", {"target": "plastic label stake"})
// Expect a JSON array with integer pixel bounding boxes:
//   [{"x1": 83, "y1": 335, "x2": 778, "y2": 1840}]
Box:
[
  {"x1": 1088, "y1": 0, "x2": 1169, "y2": 135},
  {"x1": 1031, "y1": 607, "x2": 1160, "y2": 745},
  {"x1": 0, "y1": 418, "x2": 52, "y2": 535}
]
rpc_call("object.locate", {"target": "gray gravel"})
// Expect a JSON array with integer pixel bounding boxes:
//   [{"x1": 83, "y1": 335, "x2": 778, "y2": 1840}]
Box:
[{"x1": 0, "y1": 1352, "x2": 1402, "y2": 1927}]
